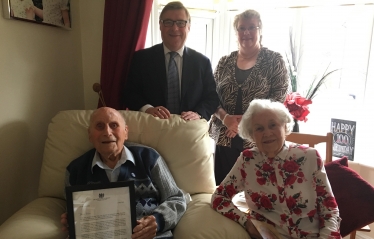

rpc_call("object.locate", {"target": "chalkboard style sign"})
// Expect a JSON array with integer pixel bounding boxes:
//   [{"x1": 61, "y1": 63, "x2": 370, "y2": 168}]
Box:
[{"x1": 330, "y1": 118, "x2": 356, "y2": 161}]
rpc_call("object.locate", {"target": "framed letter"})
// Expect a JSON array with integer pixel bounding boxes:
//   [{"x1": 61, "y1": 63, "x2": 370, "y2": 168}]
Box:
[{"x1": 66, "y1": 181, "x2": 136, "y2": 239}]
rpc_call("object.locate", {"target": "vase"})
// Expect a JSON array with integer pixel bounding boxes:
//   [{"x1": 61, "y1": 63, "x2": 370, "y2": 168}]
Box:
[{"x1": 292, "y1": 119, "x2": 299, "y2": 132}]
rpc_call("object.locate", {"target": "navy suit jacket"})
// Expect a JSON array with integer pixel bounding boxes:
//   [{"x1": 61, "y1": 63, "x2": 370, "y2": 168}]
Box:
[{"x1": 123, "y1": 43, "x2": 219, "y2": 120}]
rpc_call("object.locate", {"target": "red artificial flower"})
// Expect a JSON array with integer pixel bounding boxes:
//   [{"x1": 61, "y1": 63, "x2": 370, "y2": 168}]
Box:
[{"x1": 284, "y1": 92, "x2": 312, "y2": 122}]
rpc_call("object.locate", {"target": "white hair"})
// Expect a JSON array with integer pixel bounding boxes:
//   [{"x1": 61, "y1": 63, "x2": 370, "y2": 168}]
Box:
[{"x1": 238, "y1": 99, "x2": 294, "y2": 141}]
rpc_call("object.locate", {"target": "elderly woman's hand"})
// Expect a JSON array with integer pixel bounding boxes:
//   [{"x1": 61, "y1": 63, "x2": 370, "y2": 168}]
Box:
[{"x1": 245, "y1": 220, "x2": 263, "y2": 239}]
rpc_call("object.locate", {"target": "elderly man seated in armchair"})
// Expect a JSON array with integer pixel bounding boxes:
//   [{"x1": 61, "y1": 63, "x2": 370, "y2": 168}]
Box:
[{"x1": 60, "y1": 107, "x2": 186, "y2": 239}]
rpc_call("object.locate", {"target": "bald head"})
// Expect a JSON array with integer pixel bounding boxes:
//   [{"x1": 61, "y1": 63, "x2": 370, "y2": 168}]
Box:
[
  {"x1": 89, "y1": 107, "x2": 126, "y2": 130},
  {"x1": 88, "y1": 107, "x2": 128, "y2": 164}
]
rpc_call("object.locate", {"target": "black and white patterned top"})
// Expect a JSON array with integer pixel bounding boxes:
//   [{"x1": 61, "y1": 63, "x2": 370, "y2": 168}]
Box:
[{"x1": 209, "y1": 47, "x2": 289, "y2": 148}]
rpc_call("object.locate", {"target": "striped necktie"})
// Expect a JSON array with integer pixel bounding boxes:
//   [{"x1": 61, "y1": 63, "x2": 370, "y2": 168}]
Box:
[{"x1": 166, "y1": 52, "x2": 180, "y2": 114}]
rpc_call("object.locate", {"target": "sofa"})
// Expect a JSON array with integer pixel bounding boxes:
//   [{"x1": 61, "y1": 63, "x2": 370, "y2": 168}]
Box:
[{"x1": 0, "y1": 110, "x2": 250, "y2": 239}]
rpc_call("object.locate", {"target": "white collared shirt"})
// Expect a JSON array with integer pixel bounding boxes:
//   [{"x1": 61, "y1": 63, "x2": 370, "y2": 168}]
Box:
[{"x1": 91, "y1": 146, "x2": 135, "y2": 182}]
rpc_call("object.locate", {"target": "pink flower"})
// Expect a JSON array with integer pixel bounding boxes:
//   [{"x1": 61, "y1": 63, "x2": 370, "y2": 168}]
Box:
[{"x1": 284, "y1": 92, "x2": 312, "y2": 122}]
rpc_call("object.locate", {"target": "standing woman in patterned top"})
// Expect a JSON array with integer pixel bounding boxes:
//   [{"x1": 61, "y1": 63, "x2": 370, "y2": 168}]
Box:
[{"x1": 209, "y1": 9, "x2": 289, "y2": 185}]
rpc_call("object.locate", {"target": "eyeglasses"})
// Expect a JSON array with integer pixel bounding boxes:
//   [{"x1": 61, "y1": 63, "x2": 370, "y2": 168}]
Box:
[
  {"x1": 237, "y1": 26, "x2": 260, "y2": 33},
  {"x1": 160, "y1": 19, "x2": 188, "y2": 28}
]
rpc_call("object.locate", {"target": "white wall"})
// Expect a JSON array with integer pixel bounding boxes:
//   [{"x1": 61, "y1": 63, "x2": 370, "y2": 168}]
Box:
[{"x1": 0, "y1": 0, "x2": 104, "y2": 224}]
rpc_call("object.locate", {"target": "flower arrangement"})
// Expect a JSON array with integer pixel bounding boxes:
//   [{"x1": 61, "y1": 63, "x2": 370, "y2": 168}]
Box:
[
  {"x1": 283, "y1": 54, "x2": 339, "y2": 130},
  {"x1": 284, "y1": 28, "x2": 339, "y2": 131},
  {"x1": 284, "y1": 92, "x2": 312, "y2": 122}
]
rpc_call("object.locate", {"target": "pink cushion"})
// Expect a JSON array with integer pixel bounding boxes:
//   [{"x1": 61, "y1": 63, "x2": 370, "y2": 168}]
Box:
[{"x1": 325, "y1": 157, "x2": 374, "y2": 237}]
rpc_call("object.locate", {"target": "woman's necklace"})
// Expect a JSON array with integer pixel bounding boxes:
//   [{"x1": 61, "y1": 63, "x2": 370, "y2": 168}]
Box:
[{"x1": 239, "y1": 48, "x2": 260, "y2": 60}]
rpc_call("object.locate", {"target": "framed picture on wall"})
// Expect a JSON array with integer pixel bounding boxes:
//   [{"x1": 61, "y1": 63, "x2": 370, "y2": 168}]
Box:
[{"x1": 2, "y1": 0, "x2": 71, "y2": 29}]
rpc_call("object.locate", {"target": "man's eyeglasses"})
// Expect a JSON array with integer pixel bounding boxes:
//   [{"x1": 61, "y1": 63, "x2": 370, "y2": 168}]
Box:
[
  {"x1": 160, "y1": 19, "x2": 188, "y2": 28},
  {"x1": 237, "y1": 26, "x2": 260, "y2": 33}
]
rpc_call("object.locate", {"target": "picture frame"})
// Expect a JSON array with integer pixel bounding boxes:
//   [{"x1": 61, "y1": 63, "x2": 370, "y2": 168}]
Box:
[
  {"x1": 330, "y1": 118, "x2": 356, "y2": 161},
  {"x1": 65, "y1": 181, "x2": 136, "y2": 239},
  {"x1": 2, "y1": 0, "x2": 71, "y2": 29}
]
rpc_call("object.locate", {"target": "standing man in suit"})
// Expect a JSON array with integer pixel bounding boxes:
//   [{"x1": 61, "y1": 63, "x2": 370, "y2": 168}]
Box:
[{"x1": 123, "y1": 1, "x2": 219, "y2": 121}]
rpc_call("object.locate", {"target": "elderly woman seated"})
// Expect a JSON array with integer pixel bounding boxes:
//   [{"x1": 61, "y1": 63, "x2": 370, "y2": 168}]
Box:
[{"x1": 211, "y1": 99, "x2": 341, "y2": 239}]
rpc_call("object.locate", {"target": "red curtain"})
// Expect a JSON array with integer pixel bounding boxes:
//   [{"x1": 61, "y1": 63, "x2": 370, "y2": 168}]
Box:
[{"x1": 99, "y1": 0, "x2": 153, "y2": 109}]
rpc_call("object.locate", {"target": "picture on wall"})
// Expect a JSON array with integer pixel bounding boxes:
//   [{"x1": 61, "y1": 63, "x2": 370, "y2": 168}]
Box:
[{"x1": 2, "y1": 0, "x2": 71, "y2": 29}]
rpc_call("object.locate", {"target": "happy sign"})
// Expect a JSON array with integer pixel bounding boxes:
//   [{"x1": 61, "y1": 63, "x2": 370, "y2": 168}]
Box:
[{"x1": 330, "y1": 118, "x2": 356, "y2": 161}]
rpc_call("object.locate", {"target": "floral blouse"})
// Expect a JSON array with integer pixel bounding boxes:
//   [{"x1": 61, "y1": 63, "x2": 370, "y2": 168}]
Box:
[{"x1": 211, "y1": 144, "x2": 342, "y2": 239}]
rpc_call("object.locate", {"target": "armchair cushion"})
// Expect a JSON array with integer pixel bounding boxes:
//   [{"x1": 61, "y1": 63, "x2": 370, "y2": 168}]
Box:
[
  {"x1": 325, "y1": 157, "x2": 374, "y2": 237},
  {"x1": 38, "y1": 111, "x2": 216, "y2": 199}
]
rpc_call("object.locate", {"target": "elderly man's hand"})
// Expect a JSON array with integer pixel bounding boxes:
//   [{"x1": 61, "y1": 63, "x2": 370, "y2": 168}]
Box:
[
  {"x1": 145, "y1": 106, "x2": 171, "y2": 119},
  {"x1": 132, "y1": 215, "x2": 157, "y2": 239},
  {"x1": 60, "y1": 212, "x2": 69, "y2": 232}
]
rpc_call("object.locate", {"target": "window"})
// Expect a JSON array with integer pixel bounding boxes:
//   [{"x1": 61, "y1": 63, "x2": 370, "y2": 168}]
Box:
[{"x1": 147, "y1": 0, "x2": 374, "y2": 166}]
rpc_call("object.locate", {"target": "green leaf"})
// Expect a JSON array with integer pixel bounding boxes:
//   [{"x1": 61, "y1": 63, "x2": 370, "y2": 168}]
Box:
[
  {"x1": 296, "y1": 157, "x2": 305, "y2": 163},
  {"x1": 293, "y1": 193, "x2": 300, "y2": 199},
  {"x1": 305, "y1": 66, "x2": 340, "y2": 100},
  {"x1": 285, "y1": 52, "x2": 298, "y2": 92}
]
